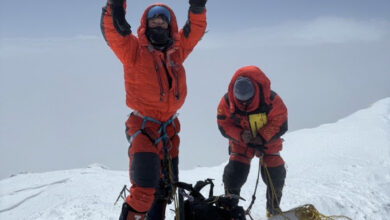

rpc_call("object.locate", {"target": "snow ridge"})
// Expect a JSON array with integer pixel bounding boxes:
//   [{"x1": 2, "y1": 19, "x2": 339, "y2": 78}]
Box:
[{"x1": 0, "y1": 98, "x2": 389, "y2": 220}]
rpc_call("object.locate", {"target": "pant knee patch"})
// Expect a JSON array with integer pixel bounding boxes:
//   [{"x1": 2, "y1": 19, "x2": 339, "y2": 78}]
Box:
[
  {"x1": 223, "y1": 160, "x2": 250, "y2": 191},
  {"x1": 131, "y1": 152, "x2": 160, "y2": 188}
]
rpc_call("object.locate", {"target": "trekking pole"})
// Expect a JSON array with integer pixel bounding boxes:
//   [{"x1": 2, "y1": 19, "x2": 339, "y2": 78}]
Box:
[{"x1": 114, "y1": 185, "x2": 129, "y2": 205}]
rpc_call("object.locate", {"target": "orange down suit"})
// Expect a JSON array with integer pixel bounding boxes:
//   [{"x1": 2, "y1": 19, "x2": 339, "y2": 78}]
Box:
[
  {"x1": 217, "y1": 66, "x2": 288, "y2": 167},
  {"x1": 101, "y1": 3, "x2": 207, "y2": 212}
]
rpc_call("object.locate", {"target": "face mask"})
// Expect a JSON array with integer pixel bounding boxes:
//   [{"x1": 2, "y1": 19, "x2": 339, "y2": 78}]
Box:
[{"x1": 146, "y1": 27, "x2": 171, "y2": 49}]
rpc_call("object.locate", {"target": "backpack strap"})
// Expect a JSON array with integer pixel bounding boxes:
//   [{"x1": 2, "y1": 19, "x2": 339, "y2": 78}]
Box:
[
  {"x1": 176, "y1": 178, "x2": 215, "y2": 201},
  {"x1": 193, "y1": 178, "x2": 214, "y2": 199}
]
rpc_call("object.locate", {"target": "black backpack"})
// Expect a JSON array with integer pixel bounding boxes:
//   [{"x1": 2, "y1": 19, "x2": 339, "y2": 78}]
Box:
[{"x1": 175, "y1": 179, "x2": 246, "y2": 220}]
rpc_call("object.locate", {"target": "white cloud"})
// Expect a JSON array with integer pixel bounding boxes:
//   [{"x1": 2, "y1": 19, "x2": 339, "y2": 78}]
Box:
[
  {"x1": 201, "y1": 17, "x2": 390, "y2": 48},
  {"x1": 291, "y1": 17, "x2": 390, "y2": 44}
]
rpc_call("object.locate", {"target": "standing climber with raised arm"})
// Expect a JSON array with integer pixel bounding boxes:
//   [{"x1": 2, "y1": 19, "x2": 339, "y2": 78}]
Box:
[{"x1": 100, "y1": 0, "x2": 207, "y2": 219}]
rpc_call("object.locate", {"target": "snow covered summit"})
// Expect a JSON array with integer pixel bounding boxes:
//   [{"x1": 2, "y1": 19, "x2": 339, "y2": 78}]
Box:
[{"x1": 1, "y1": 98, "x2": 389, "y2": 220}]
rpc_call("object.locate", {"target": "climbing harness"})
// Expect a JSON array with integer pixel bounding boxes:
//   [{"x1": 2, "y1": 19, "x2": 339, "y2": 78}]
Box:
[
  {"x1": 127, "y1": 111, "x2": 182, "y2": 218},
  {"x1": 127, "y1": 111, "x2": 178, "y2": 147}
]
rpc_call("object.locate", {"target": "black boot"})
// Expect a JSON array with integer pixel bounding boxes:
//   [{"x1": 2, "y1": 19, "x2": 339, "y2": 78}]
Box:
[
  {"x1": 261, "y1": 164, "x2": 286, "y2": 216},
  {"x1": 146, "y1": 199, "x2": 167, "y2": 220}
]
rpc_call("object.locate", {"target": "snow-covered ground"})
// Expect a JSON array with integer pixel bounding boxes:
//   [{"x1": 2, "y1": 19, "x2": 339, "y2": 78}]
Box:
[{"x1": 1, "y1": 98, "x2": 389, "y2": 220}]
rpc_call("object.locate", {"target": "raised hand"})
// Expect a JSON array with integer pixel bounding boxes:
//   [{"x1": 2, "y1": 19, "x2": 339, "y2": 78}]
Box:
[
  {"x1": 109, "y1": 0, "x2": 125, "y2": 6},
  {"x1": 189, "y1": 0, "x2": 207, "y2": 13},
  {"x1": 189, "y1": 0, "x2": 207, "y2": 7},
  {"x1": 109, "y1": 0, "x2": 131, "y2": 36}
]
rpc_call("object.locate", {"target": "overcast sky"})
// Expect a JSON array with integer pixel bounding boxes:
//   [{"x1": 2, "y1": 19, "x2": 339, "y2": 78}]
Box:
[{"x1": 1, "y1": 0, "x2": 390, "y2": 179}]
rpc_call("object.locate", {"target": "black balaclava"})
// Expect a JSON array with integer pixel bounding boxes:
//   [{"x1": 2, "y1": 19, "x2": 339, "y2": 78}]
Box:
[{"x1": 146, "y1": 27, "x2": 173, "y2": 50}]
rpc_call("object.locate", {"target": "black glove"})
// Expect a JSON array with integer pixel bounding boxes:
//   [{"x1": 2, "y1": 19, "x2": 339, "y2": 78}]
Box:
[
  {"x1": 241, "y1": 130, "x2": 252, "y2": 144},
  {"x1": 189, "y1": 0, "x2": 207, "y2": 14},
  {"x1": 247, "y1": 143, "x2": 268, "y2": 154},
  {"x1": 109, "y1": 0, "x2": 125, "y2": 6},
  {"x1": 249, "y1": 135, "x2": 263, "y2": 145},
  {"x1": 110, "y1": 3, "x2": 131, "y2": 36}
]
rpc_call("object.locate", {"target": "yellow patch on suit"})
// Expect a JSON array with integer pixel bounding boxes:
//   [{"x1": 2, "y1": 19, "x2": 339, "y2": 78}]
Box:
[{"x1": 249, "y1": 113, "x2": 267, "y2": 137}]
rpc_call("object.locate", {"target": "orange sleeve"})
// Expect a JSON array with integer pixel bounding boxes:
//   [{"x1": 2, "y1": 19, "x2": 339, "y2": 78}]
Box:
[
  {"x1": 101, "y1": 3, "x2": 138, "y2": 66},
  {"x1": 258, "y1": 94, "x2": 288, "y2": 142},
  {"x1": 179, "y1": 10, "x2": 207, "y2": 61},
  {"x1": 217, "y1": 96, "x2": 243, "y2": 143}
]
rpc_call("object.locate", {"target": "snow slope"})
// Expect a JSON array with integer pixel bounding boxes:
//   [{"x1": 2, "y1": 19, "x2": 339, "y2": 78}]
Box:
[{"x1": 1, "y1": 98, "x2": 389, "y2": 220}]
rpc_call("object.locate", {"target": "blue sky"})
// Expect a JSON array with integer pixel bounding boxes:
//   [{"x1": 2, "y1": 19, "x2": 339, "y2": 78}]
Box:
[
  {"x1": 1, "y1": 0, "x2": 390, "y2": 38},
  {"x1": 1, "y1": 0, "x2": 390, "y2": 178}
]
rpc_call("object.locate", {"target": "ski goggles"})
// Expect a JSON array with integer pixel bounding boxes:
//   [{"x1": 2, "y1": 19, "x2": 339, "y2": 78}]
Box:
[{"x1": 147, "y1": 6, "x2": 171, "y2": 23}]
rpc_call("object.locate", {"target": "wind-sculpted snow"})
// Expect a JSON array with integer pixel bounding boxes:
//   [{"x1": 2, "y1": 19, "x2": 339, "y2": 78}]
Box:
[
  {"x1": 0, "y1": 98, "x2": 389, "y2": 219},
  {"x1": 0, "y1": 178, "x2": 69, "y2": 213}
]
